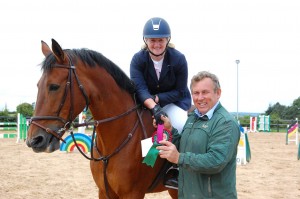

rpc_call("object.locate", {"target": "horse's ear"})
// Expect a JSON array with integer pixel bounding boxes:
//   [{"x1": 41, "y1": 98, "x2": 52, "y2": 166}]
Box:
[
  {"x1": 41, "y1": 40, "x2": 52, "y2": 57},
  {"x1": 51, "y1": 38, "x2": 66, "y2": 63}
]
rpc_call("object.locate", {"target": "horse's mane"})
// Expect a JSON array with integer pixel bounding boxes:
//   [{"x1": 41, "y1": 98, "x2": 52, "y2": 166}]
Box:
[{"x1": 41, "y1": 48, "x2": 136, "y2": 94}]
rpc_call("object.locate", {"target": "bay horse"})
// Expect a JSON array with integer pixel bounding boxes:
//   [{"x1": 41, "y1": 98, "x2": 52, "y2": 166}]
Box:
[{"x1": 26, "y1": 39, "x2": 177, "y2": 199}]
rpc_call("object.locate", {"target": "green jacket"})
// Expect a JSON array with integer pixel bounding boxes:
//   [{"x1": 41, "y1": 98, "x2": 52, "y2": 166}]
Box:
[{"x1": 172, "y1": 103, "x2": 240, "y2": 199}]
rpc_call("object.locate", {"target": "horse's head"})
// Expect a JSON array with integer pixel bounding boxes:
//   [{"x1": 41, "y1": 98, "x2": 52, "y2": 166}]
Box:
[{"x1": 26, "y1": 39, "x2": 89, "y2": 153}]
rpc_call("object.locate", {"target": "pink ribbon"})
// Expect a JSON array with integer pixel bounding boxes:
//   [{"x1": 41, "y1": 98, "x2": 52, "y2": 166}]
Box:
[{"x1": 157, "y1": 124, "x2": 164, "y2": 142}]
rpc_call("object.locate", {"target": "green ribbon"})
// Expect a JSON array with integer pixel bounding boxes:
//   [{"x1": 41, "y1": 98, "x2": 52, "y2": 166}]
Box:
[
  {"x1": 142, "y1": 143, "x2": 160, "y2": 168},
  {"x1": 142, "y1": 127, "x2": 171, "y2": 168}
]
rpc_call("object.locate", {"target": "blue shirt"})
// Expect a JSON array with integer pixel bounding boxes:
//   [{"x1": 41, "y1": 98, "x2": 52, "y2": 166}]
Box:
[{"x1": 194, "y1": 101, "x2": 220, "y2": 120}]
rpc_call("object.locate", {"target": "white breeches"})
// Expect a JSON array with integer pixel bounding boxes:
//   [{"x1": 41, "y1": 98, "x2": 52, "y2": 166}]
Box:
[{"x1": 162, "y1": 103, "x2": 188, "y2": 134}]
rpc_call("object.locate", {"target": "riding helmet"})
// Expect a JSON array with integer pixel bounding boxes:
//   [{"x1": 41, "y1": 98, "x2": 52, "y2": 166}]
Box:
[{"x1": 143, "y1": 17, "x2": 171, "y2": 39}]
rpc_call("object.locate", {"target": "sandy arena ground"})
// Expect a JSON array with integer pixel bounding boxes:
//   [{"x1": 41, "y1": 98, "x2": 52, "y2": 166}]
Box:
[{"x1": 0, "y1": 132, "x2": 299, "y2": 199}]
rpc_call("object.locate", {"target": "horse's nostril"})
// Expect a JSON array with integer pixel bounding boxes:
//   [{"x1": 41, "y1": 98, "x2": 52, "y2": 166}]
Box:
[{"x1": 31, "y1": 136, "x2": 44, "y2": 147}]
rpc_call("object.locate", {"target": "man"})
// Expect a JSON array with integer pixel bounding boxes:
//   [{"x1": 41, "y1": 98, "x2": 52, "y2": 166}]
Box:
[{"x1": 156, "y1": 71, "x2": 240, "y2": 198}]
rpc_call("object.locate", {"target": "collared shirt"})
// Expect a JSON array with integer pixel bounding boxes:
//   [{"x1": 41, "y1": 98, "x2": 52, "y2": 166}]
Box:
[{"x1": 194, "y1": 101, "x2": 220, "y2": 120}]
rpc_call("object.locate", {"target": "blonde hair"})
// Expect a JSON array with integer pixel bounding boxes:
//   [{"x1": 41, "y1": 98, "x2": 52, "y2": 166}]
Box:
[{"x1": 141, "y1": 42, "x2": 175, "y2": 50}]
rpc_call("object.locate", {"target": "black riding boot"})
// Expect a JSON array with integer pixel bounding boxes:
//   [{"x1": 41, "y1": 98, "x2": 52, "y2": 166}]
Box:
[{"x1": 163, "y1": 165, "x2": 179, "y2": 189}]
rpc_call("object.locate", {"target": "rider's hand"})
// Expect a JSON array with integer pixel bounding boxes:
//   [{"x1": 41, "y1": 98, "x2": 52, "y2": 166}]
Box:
[{"x1": 151, "y1": 105, "x2": 167, "y2": 125}]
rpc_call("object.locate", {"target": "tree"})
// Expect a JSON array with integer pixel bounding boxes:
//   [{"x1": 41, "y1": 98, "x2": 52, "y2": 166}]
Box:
[
  {"x1": 0, "y1": 107, "x2": 9, "y2": 116},
  {"x1": 292, "y1": 96, "x2": 300, "y2": 108},
  {"x1": 239, "y1": 115, "x2": 250, "y2": 126},
  {"x1": 290, "y1": 97, "x2": 300, "y2": 120},
  {"x1": 264, "y1": 97, "x2": 300, "y2": 127},
  {"x1": 265, "y1": 102, "x2": 287, "y2": 118},
  {"x1": 16, "y1": 103, "x2": 34, "y2": 117}
]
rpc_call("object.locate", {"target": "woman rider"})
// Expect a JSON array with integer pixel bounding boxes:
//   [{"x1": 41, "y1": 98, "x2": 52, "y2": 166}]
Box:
[
  {"x1": 130, "y1": 17, "x2": 192, "y2": 189},
  {"x1": 130, "y1": 17, "x2": 191, "y2": 133}
]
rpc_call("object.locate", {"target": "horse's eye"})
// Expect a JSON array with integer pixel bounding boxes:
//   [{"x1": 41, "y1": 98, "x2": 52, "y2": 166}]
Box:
[{"x1": 49, "y1": 84, "x2": 60, "y2": 91}]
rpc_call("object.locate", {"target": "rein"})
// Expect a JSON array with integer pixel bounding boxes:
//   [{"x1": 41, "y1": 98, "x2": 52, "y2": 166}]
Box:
[
  {"x1": 72, "y1": 104, "x2": 143, "y2": 161},
  {"x1": 71, "y1": 106, "x2": 144, "y2": 199}
]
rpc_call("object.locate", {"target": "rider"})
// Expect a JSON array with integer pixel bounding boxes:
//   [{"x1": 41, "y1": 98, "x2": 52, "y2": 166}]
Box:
[{"x1": 130, "y1": 17, "x2": 192, "y2": 189}]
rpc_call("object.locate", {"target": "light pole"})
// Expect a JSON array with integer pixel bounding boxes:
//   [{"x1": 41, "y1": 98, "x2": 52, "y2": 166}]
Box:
[{"x1": 236, "y1": 60, "x2": 240, "y2": 122}]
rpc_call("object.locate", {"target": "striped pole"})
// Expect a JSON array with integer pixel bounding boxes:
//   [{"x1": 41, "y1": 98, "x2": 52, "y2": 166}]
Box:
[
  {"x1": 0, "y1": 133, "x2": 17, "y2": 138},
  {"x1": 0, "y1": 114, "x2": 28, "y2": 141},
  {"x1": 16, "y1": 113, "x2": 28, "y2": 143}
]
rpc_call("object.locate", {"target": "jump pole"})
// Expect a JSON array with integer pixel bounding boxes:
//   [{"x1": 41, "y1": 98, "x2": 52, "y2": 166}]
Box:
[
  {"x1": 16, "y1": 113, "x2": 28, "y2": 143},
  {"x1": 286, "y1": 118, "x2": 298, "y2": 145}
]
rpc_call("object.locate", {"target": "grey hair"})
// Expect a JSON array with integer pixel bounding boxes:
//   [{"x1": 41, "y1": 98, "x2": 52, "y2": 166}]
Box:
[{"x1": 190, "y1": 71, "x2": 221, "y2": 92}]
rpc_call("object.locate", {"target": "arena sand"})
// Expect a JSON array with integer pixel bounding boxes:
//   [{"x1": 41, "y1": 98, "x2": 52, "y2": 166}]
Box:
[{"x1": 0, "y1": 132, "x2": 299, "y2": 199}]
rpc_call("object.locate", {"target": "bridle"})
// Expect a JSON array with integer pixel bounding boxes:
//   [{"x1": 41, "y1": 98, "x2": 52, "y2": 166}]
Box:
[{"x1": 30, "y1": 54, "x2": 90, "y2": 143}]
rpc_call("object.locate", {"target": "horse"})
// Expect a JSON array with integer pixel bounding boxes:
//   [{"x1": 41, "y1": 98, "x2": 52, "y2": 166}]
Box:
[{"x1": 26, "y1": 39, "x2": 178, "y2": 199}]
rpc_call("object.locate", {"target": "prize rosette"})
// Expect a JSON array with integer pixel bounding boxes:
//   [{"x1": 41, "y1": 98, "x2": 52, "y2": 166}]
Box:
[{"x1": 142, "y1": 124, "x2": 172, "y2": 167}]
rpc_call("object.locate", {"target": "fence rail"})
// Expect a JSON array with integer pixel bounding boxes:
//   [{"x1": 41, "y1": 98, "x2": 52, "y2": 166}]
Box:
[{"x1": 241, "y1": 119, "x2": 299, "y2": 132}]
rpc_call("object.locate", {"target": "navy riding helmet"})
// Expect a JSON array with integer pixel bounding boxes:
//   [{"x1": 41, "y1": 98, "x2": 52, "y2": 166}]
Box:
[
  {"x1": 143, "y1": 17, "x2": 171, "y2": 39},
  {"x1": 143, "y1": 17, "x2": 171, "y2": 56}
]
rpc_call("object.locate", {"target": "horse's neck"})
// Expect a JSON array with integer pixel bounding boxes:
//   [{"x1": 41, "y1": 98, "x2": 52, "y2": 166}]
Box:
[
  {"x1": 82, "y1": 67, "x2": 135, "y2": 119},
  {"x1": 89, "y1": 90, "x2": 137, "y2": 153},
  {"x1": 89, "y1": 90, "x2": 135, "y2": 119},
  {"x1": 81, "y1": 66, "x2": 141, "y2": 151}
]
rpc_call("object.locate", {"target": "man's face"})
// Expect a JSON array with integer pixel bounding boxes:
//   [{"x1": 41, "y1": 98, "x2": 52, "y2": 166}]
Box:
[{"x1": 191, "y1": 77, "x2": 221, "y2": 115}]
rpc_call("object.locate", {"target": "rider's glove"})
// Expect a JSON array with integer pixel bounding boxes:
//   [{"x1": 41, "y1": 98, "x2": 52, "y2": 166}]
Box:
[{"x1": 151, "y1": 105, "x2": 168, "y2": 125}]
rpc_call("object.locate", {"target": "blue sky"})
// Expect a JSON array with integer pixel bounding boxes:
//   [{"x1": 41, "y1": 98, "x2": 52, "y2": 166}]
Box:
[{"x1": 1, "y1": 0, "x2": 300, "y2": 113}]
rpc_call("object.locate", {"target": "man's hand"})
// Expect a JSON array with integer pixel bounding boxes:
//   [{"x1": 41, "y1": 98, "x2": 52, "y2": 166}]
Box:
[
  {"x1": 152, "y1": 114, "x2": 173, "y2": 132},
  {"x1": 151, "y1": 105, "x2": 167, "y2": 125},
  {"x1": 156, "y1": 140, "x2": 179, "y2": 164}
]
